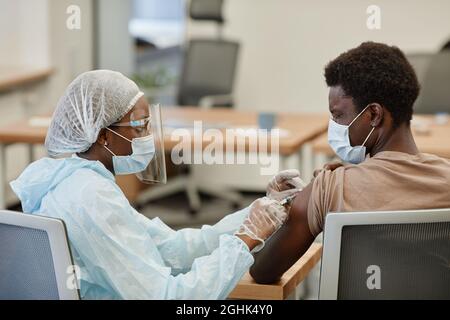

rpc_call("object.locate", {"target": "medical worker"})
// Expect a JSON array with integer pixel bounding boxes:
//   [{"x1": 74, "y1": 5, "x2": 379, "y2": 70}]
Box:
[{"x1": 11, "y1": 70, "x2": 302, "y2": 299}]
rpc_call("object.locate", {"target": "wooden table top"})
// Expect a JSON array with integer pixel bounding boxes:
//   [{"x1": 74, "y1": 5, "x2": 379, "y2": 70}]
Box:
[
  {"x1": 312, "y1": 115, "x2": 450, "y2": 159},
  {"x1": 0, "y1": 107, "x2": 328, "y2": 156},
  {"x1": 228, "y1": 243, "x2": 323, "y2": 300},
  {"x1": 0, "y1": 66, "x2": 53, "y2": 92}
]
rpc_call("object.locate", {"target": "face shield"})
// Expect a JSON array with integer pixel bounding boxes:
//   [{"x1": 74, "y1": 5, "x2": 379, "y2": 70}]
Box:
[{"x1": 110, "y1": 103, "x2": 167, "y2": 184}]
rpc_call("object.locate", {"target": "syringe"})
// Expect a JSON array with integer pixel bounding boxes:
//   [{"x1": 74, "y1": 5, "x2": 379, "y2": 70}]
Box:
[
  {"x1": 279, "y1": 193, "x2": 297, "y2": 206},
  {"x1": 279, "y1": 177, "x2": 307, "y2": 207}
]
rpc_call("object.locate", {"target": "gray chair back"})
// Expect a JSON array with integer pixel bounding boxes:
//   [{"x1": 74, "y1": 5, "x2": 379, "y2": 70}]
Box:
[
  {"x1": 414, "y1": 52, "x2": 450, "y2": 114},
  {"x1": 319, "y1": 209, "x2": 450, "y2": 300},
  {"x1": 178, "y1": 39, "x2": 239, "y2": 106},
  {"x1": 0, "y1": 210, "x2": 79, "y2": 300}
]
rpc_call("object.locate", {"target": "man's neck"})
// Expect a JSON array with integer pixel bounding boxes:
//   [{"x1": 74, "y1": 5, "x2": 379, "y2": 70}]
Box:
[{"x1": 370, "y1": 123, "x2": 419, "y2": 156}]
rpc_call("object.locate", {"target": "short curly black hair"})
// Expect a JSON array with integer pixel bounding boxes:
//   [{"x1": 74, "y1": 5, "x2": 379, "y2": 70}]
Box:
[{"x1": 324, "y1": 41, "x2": 420, "y2": 127}]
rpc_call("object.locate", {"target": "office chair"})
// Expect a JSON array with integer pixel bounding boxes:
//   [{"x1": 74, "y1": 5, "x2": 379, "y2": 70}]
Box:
[
  {"x1": 0, "y1": 210, "x2": 80, "y2": 300},
  {"x1": 319, "y1": 209, "x2": 450, "y2": 300},
  {"x1": 178, "y1": 0, "x2": 240, "y2": 108},
  {"x1": 190, "y1": 0, "x2": 225, "y2": 24},
  {"x1": 414, "y1": 51, "x2": 450, "y2": 114},
  {"x1": 440, "y1": 39, "x2": 450, "y2": 51},
  {"x1": 406, "y1": 52, "x2": 432, "y2": 86},
  {"x1": 178, "y1": 39, "x2": 240, "y2": 108}
]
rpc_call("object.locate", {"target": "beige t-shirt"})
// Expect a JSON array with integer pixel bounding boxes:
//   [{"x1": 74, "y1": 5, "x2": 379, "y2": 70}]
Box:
[{"x1": 307, "y1": 151, "x2": 450, "y2": 237}]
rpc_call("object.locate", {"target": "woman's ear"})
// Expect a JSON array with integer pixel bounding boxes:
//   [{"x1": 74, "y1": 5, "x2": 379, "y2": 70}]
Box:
[
  {"x1": 96, "y1": 128, "x2": 108, "y2": 146},
  {"x1": 369, "y1": 103, "x2": 384, "y2": 127}
]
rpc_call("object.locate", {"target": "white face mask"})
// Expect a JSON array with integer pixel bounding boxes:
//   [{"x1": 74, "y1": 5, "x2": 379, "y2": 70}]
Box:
[
  {"x1": 327, "y1": 105, "x2": 376, "y2": 164},
  {"x1": 104, "y1": 128, "x2": 155, "y2": 175}
]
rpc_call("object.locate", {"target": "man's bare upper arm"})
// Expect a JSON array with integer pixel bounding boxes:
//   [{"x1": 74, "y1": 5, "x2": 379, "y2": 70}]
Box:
[{"x1": 250, "y1": 182, "x2": 316, "y2": 284}]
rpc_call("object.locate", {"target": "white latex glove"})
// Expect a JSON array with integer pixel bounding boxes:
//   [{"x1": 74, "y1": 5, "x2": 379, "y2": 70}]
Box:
[
  {"x1": 266, "y1": 169, "x2": 307, "y2": 201},
  {"x1": 235, "y1": 197, "x2": 289, "y2": 252}
]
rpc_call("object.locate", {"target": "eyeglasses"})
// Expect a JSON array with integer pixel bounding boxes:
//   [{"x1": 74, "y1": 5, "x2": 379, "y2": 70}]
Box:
[
  {"x1": 110, "y1": 116, "x2": 152, "y2": 136},
  {"x1": 110, "y1": 116, "x2": 151, "y2": 128}
]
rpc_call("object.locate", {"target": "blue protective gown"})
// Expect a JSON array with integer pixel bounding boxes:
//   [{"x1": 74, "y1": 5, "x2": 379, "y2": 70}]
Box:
[{"x1": 10, "y1": 156, "x2": 253, "y2": 299}]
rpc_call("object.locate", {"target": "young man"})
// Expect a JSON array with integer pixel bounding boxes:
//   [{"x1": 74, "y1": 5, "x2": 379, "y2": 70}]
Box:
[{"x1": 250, "y1": 41, "x2": 450, "y2": 283}]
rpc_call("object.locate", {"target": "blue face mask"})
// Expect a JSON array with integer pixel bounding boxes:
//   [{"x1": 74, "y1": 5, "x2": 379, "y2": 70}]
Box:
[
  {"x1": 104, "y1": 128, "x2": 155, "y2": 175},
  {"x1": 328, "y1": 105, "x2": 376, "y2": 164}
]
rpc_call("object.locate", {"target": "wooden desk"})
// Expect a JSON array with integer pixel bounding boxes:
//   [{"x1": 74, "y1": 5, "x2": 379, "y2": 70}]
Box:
[
  {"x1": 0, "y1": 107, "x2": 328, "y2": 153},
  {"x1": 312, "y1": 115, "x2": 450, "y2": 159},
  {"x1": 0, "y1": 107, "x2": 328, "y2": 208},
  {"x1": 0, "y1": 66, "x2": 53, "y2": 92},
  {"x1": 161, "y1": 108, "x2": 328, "y2": 156},
  {"x1": 228, "y1": 243, "x2": 323, "y2": 300}
]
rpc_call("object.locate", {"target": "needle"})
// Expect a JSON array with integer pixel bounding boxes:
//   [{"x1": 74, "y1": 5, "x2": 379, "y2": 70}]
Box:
[{"x1": 279, "y1": 194, "x2": 297, "y2": 206}]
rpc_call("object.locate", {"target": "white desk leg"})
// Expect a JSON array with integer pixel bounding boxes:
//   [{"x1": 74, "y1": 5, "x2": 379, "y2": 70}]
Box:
[
  {"x1": 280, "y1": 156, "x2": 288, "y2": 171},
  {"x1": 0, "y1": 144, "x2": 6, "y2": 209},
  {"x1": 314, "y1": 152, "x2": 328, "y2": 173},
  {"x1": 186, "y1": 171, "x2": 201, "y2": 213},
  {"x1": 280, "y1": 153, "x2": 299, "y2": 171},
  {"x1": 300, "y1": 143, "x2": 314, "y2": 182},
  {"x1": 28, "y1": 144, "x2": 35, "y2": 163}
]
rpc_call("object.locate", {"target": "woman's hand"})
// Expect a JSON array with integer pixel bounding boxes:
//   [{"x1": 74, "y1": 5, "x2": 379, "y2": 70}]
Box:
[
  {"x1": 235, "y1": 197, "x2": 289, "y2": 252},
  {"x1": 266, "y1": 169, "x2": 306, "y2": 201}
]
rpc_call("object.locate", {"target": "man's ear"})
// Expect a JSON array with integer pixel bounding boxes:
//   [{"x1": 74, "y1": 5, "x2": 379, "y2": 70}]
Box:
[{"x1": 368, "y1": 103, "x2": 384, "y2": 127}]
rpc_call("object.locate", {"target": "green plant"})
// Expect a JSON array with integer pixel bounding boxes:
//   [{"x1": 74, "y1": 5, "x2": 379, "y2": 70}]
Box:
[{"x1": 131, "y1": 67, "x2": 176, "y2": 89}]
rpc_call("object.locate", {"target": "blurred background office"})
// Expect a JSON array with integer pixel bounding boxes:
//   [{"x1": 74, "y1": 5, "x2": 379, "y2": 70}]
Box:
[{"x1": 1, "y1": 0, "x2": 450, "y2": 299}]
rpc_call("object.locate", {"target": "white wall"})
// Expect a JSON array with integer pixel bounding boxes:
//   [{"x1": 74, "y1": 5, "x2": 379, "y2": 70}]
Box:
[
  {"x1": 0, "y1": 0, "x2": 94, "y2": 205},
  {"x1": 47, "y1": 0, "x2": 94, "y2": 109},
  {"x1": 0, "y1": 0, "x2": 21, "y2": 65},
  {"x1": 96, "y1": 0, "x2": 134, "y2": 75},
  {"x1": 0, "y1": 0, "x2": 94, "y2": 116},
  {"x1": 18, "y1": 0, "x2": 50, "y2": 68},
  {"x1": 0, "y1": 0, "x2": 49, "y2": 68},
  {"x1": 188, "y1": 0, "x2": 450, "y2": 113}
]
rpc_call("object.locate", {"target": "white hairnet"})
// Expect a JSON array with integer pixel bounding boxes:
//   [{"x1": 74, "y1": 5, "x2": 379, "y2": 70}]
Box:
[{"x1": 45, "y1": 70, "x2": 144, "y2": 157}]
